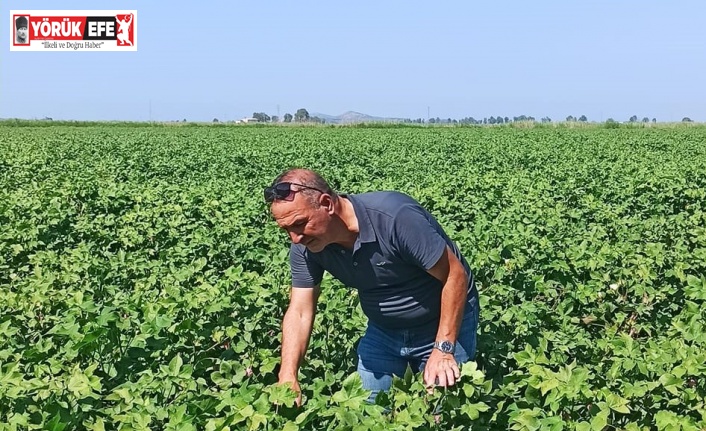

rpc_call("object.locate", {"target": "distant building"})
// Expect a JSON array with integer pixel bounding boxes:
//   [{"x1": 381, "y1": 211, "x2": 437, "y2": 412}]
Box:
[{"x1": 236, "y1": 117, "x2": 259, "y2": 124}]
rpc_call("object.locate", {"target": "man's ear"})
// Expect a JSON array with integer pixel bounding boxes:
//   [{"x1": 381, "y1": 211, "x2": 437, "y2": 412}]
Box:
[{"x1": 320, "y1": 194, "x2": 335, "y2": 213}]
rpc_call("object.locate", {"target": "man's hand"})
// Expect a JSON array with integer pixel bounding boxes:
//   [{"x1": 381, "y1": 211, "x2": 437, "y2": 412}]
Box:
[
  {"x1": 423, "y1": 349, "x2": 460, "y2": 390},
  {"x1": 278, "y1": 376, "x2": 303, "y2": 407},
  {"x1": 278, "y1": 285, "x2": 319, "y2": 408},
  {"x1": 424, "y1": 245, "x2": 466, "y2": 391}
]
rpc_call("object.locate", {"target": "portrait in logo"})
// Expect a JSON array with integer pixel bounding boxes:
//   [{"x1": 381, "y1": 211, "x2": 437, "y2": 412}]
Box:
[
  {"x1": 116, "y1": 13, "x2": 133, "y2": 46},
  {"x1": 15, "y1": 15, "x2": 29, "y2": 44}
]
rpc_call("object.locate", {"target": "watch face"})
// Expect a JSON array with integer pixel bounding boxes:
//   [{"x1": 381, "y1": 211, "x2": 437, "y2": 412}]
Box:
[{"x1": 439, "y1": 341, "x2": 454, "y2": 353}]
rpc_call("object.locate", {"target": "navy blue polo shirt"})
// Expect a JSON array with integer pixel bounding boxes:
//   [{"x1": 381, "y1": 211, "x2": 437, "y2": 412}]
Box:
[{"x1": 290, "y1": 191, "x2": 476, "y2": 330}]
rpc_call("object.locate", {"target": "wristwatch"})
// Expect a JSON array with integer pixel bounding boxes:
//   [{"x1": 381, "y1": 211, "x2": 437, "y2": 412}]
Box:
[{"x1": 434, "y1": 340, "x2": 455, "y2": 355}]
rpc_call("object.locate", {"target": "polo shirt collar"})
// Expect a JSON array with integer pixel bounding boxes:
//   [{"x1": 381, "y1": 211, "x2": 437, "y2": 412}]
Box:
[{"x1": 343, "y1": 194, "x2": 376, "y2": 250}]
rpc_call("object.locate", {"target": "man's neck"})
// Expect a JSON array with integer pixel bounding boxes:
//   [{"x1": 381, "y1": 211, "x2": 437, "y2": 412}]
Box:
[{"x1": 335, "y1": 197, "x2": 359, "y2": 249}]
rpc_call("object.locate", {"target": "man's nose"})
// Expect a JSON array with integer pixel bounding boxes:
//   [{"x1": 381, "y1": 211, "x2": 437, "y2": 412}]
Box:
[{"x1": 289, "y1": 231, "x2": 303, "y2": 244}]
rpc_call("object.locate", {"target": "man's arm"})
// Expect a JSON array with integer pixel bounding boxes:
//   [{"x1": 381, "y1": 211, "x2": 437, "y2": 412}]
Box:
[
  {"x1": 279, "y1": 285, "x2": 320, "y2": 405},
  {"x1": 423, "y1": 245, "x2": 469, "y2": 388}
]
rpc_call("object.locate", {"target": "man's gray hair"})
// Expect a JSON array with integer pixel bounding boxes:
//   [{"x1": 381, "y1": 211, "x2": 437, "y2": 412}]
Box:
[{"x1": 270, "y1": 168, "x2": 338, "y2": 206}]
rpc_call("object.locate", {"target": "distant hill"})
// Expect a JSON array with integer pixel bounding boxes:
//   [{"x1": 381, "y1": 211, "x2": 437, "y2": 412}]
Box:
[{"x1": 311, "y1": 111, "x2": 406, "y2": 124}]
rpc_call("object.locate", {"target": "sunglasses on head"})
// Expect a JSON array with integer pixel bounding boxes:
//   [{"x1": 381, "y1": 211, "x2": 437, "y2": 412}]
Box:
[{"x1": 264, "y1": 182, "x2": 325, "y2": 203}]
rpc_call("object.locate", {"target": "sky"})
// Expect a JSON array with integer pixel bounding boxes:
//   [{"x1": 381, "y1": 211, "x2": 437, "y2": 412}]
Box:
[{"x1": 1, "y1": 1, "x2": 704, "y2": 122}]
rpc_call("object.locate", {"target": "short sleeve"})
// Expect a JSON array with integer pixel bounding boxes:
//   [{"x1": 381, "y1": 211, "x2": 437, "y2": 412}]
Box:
[
  {"x1": 392, "y1": 204, "x2": 448, "y2": 270},
  {"x1": 290, "y1": 244, "x2": 324, "y2": 288}
]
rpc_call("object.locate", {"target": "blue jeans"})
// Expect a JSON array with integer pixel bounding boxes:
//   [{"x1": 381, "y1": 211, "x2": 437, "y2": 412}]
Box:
[{"x1": 356, "y1": 293, "x2": 479, "y2": 403}]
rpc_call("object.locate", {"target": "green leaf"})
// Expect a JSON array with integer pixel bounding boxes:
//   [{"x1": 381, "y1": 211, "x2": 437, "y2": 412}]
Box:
[
  {"x1": 590, "y1": 409, "x2": 610, "y2": 431},
  {"x1": 156, "y1": 315, "x2": 173, "y2": 329},
  {"x1": 249, "y1": 413, "x2": 267, "y2": 431},
  {"x1": 659, "y1": 373, "x2": 683, "y2": 396},
  {"x1": 67, "y1": 372, "x2": 92, "y2": 398},
  {"x1": 461, "y1": 402, "x2": 489, "y2": 420},
  {"x1": 510, "y1": 408, "x2": 541, "y2": 430},
  {"x1": 605, "y1": 392, "x2": 631, "y2": 414},
  {"x1": 168, "y1": 354, "x2": 183, "y2": 376},
  {"x1": 46, "y1": 413, "x2": 68, "y2": 431}
]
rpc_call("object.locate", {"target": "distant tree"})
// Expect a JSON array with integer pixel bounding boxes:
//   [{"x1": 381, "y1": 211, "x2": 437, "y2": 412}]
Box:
[
  {"x1": 252, "y1": 112, "x2": 271, "y2": 122},
  {"x1": 284, "y1": 113, "x2": 293, "y2": 123},
  {"x1": 429, "y1": 118, "x2": 436, "y2": 124},
  {"x1": 212, "y1": 118, "x2": 219, "y2": 123},
  {"x1": 496, "y1": 116, "x2": 504, "y2": 124},
  {"x1": 605, "y1": 118, "x2": 619, "y2": 129},
  {"x1": 271, "y1": 115, "x2": 279, "y2": 123},
  {"x1": 566, "y1": 115, "x2": 576, "y2": 122},
  {"x1": 682, "y1": 117, "x2": 693, "y2": 122},
  {"x1": 541, "y1": 117, "x2": 552, "y2": 123},
  {"x1": 182, "y1": 119, "x2": 187, "y2": 123},
  {"x1": 652, "y1": 118, "x2": 657, "y2": 123},
  {"x1": 642, "y1": 117, "x2": 649, "y2": 123},
  {"x1": 447, "y1": 118, "x2": 452, "y2": 124},
  {"x1": 629, "y1": 115, "x2": 638, "y2": 122},
  {"x1": 579, "y1": 115, "x2": 588, "y2": 122},
  {"x1": 504, "y1": 117, "x2": 510, "y2": 124},
  {"x1": 294, "y1": 108, "x2": 310, "y2": 122}
]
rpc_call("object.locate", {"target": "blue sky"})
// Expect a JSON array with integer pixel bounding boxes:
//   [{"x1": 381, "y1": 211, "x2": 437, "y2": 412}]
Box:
[{"x1": 2, "y1": 1, "x2": 704, "y2": 122}]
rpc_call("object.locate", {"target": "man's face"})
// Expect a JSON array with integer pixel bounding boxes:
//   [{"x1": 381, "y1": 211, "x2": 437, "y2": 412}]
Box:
[
  {"x1": 271, "y1": 193, "x2": 332, "y2": 252},
  {"x1": 17, "y1": 26, "x2": 27, "y2": 41}
]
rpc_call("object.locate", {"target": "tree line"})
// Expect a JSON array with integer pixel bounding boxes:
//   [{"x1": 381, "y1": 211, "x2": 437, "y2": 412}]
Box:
[
  {"x1": 251, "y1": 109, "x2": 325, "y2": 124},
  {"x1": 215, "y1": 109, "x2": 696, "y2": 124}
]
